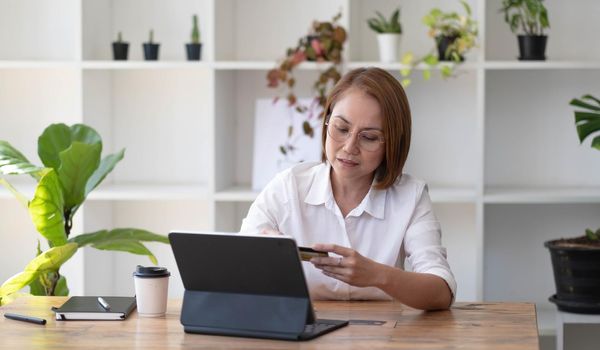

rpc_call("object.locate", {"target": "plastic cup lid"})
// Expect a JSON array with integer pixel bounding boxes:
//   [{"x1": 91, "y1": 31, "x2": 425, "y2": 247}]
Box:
[{"x1": 133, "y1": 265, "x2": 171, "y2": 278}]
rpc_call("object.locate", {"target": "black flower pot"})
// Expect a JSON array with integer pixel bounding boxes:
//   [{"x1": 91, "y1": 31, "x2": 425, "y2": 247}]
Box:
[
  {"x1": 143, "y1": 43, "x2": 160, "y2": 61},
  {"x1": 112, "y1": 42, "x2": 129, "y2": 60},
  {"x1": 517, "y1": 35, "x2": 547, "y2": 60},
  {"x1": 186, "y1": 43, "x2": 202, "y2": 61},
  {"x1": 436, "y1": 35, "x2": 464, "y2": 62},
  {"x1": 545, "y1": 239, "x2": 600, "y2": 314}
]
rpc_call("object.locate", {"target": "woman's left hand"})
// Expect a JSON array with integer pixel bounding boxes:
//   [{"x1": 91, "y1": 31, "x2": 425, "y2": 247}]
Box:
[{"x1": 310, "y1": 243, "x2": 387, "y2": 288}]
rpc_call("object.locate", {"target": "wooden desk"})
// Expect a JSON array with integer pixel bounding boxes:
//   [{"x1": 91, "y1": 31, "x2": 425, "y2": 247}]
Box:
[{"x1": 1, "y1": 297, "x2": 538, "y2": 349}]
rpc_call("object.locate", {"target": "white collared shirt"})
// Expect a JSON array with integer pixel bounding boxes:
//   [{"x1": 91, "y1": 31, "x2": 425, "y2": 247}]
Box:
[{"x1": 240, "y1": 162, "x2": 456, "y2": 302}]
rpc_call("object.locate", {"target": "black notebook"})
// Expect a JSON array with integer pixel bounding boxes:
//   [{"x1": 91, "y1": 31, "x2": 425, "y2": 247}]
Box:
[{"x1": 53, "y1": 296, "x2": 137, "y2": 321}]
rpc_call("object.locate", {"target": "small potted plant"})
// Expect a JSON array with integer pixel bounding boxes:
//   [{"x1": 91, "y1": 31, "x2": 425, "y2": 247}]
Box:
[
  {"x1": 143, "y1": 29, "x2": 160, "y2": 61},
  {"x1": 500, "y1": 0, "x2": 550, "y2": 60},
  {"x1": 422, "y1": 0, "x2": 478, "y2": 62},
  {"x1": 367, "y1": 8, "x2": 402, "y2": 63},
  {"x1": 544, "y1": 94, "x2": 600, "y2": 314},
  {"x1": 186, "y1": 14, "x2": 202, "y2": 61},
  {"x1": 112, "y1": 32, "x2": 129, "y2": 60}
]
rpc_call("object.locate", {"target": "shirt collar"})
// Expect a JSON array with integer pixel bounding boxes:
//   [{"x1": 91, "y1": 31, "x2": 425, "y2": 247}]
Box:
[
  {"x1": 304, "y1": 162, "x2": 387, "y2": 219},
  {"x1": 304, "y1": 162, "x2": 332, "y2": 206}
]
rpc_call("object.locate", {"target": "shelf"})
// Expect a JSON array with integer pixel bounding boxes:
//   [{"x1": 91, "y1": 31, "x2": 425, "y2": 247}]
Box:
[
  {"x1": 82, "y1": 61, "x2": 212, "y2": 70},
  {"x1": 214, "y1": 185, "x2": 259, "y2": 202},
  {"x1": 346, "y1": 61, "x2": 479, "y2": 71},
  {"x1": 213, "y1": 61, "x2": 340, "y2": 71},
  {"x1": 0, "y1": 183, "x2": 210, "y2": 201},
  {"x1": 484, "y1": 61, "x2": 600, "y2": 70},
  {"x1": 0, "y1": 61, "x2": 79, "y2": 69},
  {"x1": 214, "y1": 185, "x2": 476, "y2": 203},
  {"x1": 485, "y1": 187, "x2": 600, "y2": 204},
  {"x1": 429, "y1": 187, "x2": 477, "y2": 203},
  {"x1": 88, "y1": 184, "x2": 210, "y2": 200}
]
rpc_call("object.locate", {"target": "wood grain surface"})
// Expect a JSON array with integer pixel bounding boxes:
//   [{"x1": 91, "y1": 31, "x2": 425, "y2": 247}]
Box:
[{"x1": 0, "y1": 297, "x2": 539, "y2": 349}]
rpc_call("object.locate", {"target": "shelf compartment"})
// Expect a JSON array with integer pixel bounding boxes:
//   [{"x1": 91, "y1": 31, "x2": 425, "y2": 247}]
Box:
[
  {"x1": 0, "y1": 69, "x2": 81, "y2": 162},
  {"x1": 0, "y1": 0, "x2": 80, "y2": 60},
  {"x1": 348, "y1": 0, "x2": 481, "y2": 62},
  {"x1": 485, "y1": 70, "x2": 600, "y2": 188},
  {"x1": 214, "y1": 0, "x2": 345, "y2": 61},
  {"x1": 82, "y1": 199, "x2": 212, "y2": 296},
  {"x1": 82, "y1": 69, "x2": 213, "y2": 186},
  {"x1": 485, "y1": 0, "x2": 600, "y2": 61},
  {"x1": 82, "y1": 0, "x2": 212, "y2": 61}
]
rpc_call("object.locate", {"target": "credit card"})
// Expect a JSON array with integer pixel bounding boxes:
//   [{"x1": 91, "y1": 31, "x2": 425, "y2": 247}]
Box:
[{"x1": 298, "y1": 246, "x2": 328, "y2": 261}]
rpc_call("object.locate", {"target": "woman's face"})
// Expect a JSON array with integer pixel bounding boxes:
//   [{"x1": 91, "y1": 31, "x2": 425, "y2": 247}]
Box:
[{"x1": 325, "y1": 88, "x2": 385, "y2": 186}]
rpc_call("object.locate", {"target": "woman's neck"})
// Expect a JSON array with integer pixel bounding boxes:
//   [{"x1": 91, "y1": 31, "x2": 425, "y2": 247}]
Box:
[{"x1": 330, "y1": 170, "x2": 374, "y2": 215}]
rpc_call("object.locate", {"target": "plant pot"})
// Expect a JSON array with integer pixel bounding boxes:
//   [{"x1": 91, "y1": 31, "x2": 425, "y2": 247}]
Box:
[
  {"x1": 143, "y1": 43, "x2": 160, "y2": 61},
  {"x1": 436, "y1": 35, "x2": 464, "y2": 62},
  {"x1": 517, "y1": 35, "x2": 547, "y2": 61},
  {"x1": 186, "y1": 43, "x2": 202, "y2": 61},
  {"x1": 376, "y1": 33, "x2": 401, "y2": 63},
  {"x1": 112, "y1": 42, "x2": 129, "y2": 60},
  {"x1": 545, "y1": 238, "x2": 600, "y2": 314}
]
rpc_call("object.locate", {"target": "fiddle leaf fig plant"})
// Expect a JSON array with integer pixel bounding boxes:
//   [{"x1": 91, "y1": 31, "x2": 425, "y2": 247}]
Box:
[
  {"x1": 0, "y1": 123, "x2": 168, "y2": 305},
  {"x1": 570, "y1": 94, "x2": 600, "y2": 243}
]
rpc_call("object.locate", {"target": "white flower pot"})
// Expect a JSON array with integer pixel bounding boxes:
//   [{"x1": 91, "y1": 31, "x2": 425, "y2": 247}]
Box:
[{"x1": 376, "y1": 34, "x2": 401, "y2": 63}]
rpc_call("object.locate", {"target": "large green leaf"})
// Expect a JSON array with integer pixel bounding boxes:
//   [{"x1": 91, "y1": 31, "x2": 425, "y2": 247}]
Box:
[
  {"x1": 54, "y1": 274, "x2": 69, "y2": 296},
  {"x1": 0, "y1": 140, "x2": 43, "y2": 179},
  {"x1": 28, "y1": 169, "x2": 67, "y2": 247},
  {"x1": 70, "y1": 228, "x2": 169, "y2": 265},
  {"x1": 57, "y1": 142, "x2": 101, "y2": 210},
  {"x1": 571, "y1": 95, "x2": 600, "y2": 147},
  {"x1": 0, "y1": 243, "x2": 77, "y2": 305},
  {"x1": 85, "y1": 148, "x2": 125, "y2": 197},
  {"x1": 38, "y1": 123, "x2": 102, "y2": 170}
]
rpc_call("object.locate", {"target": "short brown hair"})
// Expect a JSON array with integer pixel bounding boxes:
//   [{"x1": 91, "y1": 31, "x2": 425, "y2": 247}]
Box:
[{"x1": 321, "y1": 67, "x2": 411, "y2": 189}]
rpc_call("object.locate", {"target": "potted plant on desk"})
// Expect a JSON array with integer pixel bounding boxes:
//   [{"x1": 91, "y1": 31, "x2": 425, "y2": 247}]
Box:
[
  {"x1": 500, "y1": 0, "x2": 550, "y2": 60},
  {"x1": 545, "y1": 94, "x2": 600, "y2": 314},
  {"x1": 0, "y1": 123, "x2": 168, "y2": 305},
  {"x1": 367, "y1": 8, "x2": 402, "y2": 63}
]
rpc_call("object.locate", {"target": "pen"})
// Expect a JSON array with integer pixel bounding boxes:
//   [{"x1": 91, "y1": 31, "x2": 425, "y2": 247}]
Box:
[
  {"x1": 97, "y1": 297, "x2": 111, "y2": 311},
  {"x1": 4, "y1": 312, "x2": 46, "y2": 325}
]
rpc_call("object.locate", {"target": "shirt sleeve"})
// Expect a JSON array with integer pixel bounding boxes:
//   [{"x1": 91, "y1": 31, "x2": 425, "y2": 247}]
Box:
[
  {"x1": 240, "y1": 173, "x2": 288, "y2": 234},
  {"x1": 403, "y1": 184, "x2": 457, "y2": 304}
]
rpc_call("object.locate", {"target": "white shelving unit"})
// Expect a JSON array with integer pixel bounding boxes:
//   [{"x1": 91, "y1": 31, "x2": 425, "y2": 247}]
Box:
[{"x1": 1, "y1": 0, "x2": 599, "y2": 341}]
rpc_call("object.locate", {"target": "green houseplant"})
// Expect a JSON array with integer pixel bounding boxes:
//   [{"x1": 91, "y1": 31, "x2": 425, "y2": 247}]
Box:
[
  {"x1": 400, "y1": 0, "x2": 477, "y2": 87},
  {"x1": 423, "y1": 0, "x2": 478, "y2": 62},
  {"x1": 266, "y1": 12, "x2": 346, "y2": 156},
  {"x1": 544, "y1": 94, "x2": 600, "y2": 314},
  {"x1": 0, "y1": 123, "x2": 168, "y2": 306},
  {"x1": 500, "y1": 0, "x2": 550, "y2": 60},
  {"x1": 367, "y1": 8, "x2": 402, "y2": 63},
  {"x1": 186, "y1": 14, "x2": 202, "y2": 61}
]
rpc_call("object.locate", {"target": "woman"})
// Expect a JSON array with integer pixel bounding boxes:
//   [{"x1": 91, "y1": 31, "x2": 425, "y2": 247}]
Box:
[{"x1": 241, "y1": 67, "x2": 455, "y2": 310}]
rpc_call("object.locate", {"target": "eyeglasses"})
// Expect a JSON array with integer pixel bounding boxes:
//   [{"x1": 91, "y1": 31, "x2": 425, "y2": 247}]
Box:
[{"x1": 325, "y1": 118, "x2": 385, "y2": 152}]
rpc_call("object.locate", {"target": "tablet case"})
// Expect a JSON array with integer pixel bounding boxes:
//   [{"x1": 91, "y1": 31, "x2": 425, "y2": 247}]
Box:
[{"x1": 169, "y1": 232, "x2": 348, "y2": 340}]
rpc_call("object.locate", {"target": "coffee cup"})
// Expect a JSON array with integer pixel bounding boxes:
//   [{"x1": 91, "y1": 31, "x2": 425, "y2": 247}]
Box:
[{"x1": 133, "y1": 265, "x2": 170, "y2": 317}]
